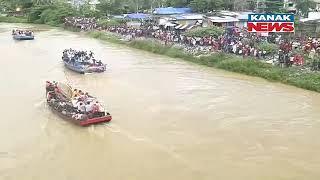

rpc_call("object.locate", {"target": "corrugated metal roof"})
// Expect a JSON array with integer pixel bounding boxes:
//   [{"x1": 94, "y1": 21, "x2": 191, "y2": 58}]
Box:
[
  {"x1": 171, "y1": 14, "x2": 204, "y2": 20},
  {"x1": 208, "y1": 16, "x2": 239, "y2": 23},
  {"x1": 125, "y1": 13, "x2": 150, "y2": 20},
  {"x1": 237, "y1": 12, "x2": 252, "y2": 20},
  {"x1": 219, "y1": 11, "x2": 240, "y2": 17}
]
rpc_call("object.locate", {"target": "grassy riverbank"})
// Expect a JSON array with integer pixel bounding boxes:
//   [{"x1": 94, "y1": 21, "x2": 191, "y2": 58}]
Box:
[
  {"x1": 0, "y1": 16, "x2": 28, "y2": 23},
  {"x1": 87, "y1": 31, "x2": 320, "y2": 92}
]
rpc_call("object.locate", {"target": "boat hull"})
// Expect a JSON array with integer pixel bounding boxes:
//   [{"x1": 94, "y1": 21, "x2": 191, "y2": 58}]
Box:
[
  {"x1": 63, "y1": 61, "x2": 106, "y2": 74},
  {"x1": 64, "y1": 62, "x2": 86, "y2": 74},
  {"x1": 47, "y1": 102, "x2": 112, "y2": 126},
  {"x1": 13, "y1": 35, "x2": 34, "y2": 40}
]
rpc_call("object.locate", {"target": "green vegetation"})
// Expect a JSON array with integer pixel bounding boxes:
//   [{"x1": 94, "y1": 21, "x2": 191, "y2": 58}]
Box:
[
  {"x1": 29, "y1": 4, "x2": 78, "y2": 26},
  {"x1": 0, "y1": 16, "x2": 27, "y2": 23},
  {"x1": 296, "y1": 0, "x2": 316, "y2": 17},
  {"x1": 88, "y1": 31, "x2": 320, "y2": 93},
  {"x1": 0, "y1": 0, "x2": 88, "y2": 26},
  {"x1": 87, "y1": 31, "x2": 124, "y2": 44},
  {"x1": 185, "y1": 26, "x2": 224, "y2": 38}
]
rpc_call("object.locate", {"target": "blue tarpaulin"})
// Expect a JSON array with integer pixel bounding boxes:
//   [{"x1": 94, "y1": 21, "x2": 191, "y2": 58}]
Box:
[
  {"x1": 154, "y1": 7, "x2": 192, "y2": 15},
  {"x1": 125, "y1": 13, "x2": 150, "y2": 20}
]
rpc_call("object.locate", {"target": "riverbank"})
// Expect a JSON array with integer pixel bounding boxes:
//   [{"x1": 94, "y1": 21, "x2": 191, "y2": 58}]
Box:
[
  {"x1": 2, "y1": 18, "x2": 320, "y2": 92},
  {"x1": 87, "y1": 31, "x2": 320, "y2": 93},
  {"x1": 0, "y1": 16, "x2": 28, "y2": 23}
]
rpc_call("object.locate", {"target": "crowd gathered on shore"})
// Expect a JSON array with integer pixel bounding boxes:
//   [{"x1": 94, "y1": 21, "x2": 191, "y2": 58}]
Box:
[
  {"x1": 64, "y1": 17, "x2": 97, "y2": 31},
  {"x1": 64, "y1": 16, "x2": 320, "y2": 70}
]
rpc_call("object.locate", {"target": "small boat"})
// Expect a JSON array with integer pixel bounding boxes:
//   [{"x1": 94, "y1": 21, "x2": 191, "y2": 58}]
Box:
[
  {"x1": 62, "y1": 49, "x2": 106, "y2": 74},
  {"x1": 12, "y1": 29, "x2": 35, "y2": 40},
  {"x1": 46, "y1": 81, "x2": 112, "y2": 126}
]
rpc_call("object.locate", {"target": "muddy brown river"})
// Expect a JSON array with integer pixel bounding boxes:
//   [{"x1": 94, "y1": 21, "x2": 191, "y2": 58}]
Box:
[{"x1": 1, "y1": 23, "x2": 320, "y2": 180}]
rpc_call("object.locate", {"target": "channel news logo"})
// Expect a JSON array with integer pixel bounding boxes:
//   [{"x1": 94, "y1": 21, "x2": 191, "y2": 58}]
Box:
[{"x1": 247, "y1": 14, "x2": 295, "y2": 33}]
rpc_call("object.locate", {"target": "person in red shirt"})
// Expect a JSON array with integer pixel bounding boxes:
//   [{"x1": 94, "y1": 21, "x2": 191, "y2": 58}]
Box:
[{"x1": 293, "y1": 54, "x2": 304, "y2": 66}]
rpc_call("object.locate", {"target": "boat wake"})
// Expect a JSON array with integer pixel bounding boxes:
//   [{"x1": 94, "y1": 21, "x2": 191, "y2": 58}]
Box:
[{"x1": 34, "y1": 100, "x2": 45, "y2": 108}]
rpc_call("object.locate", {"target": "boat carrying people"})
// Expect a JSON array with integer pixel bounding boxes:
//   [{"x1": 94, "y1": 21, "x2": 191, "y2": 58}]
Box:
[
  {"x1": 62, "y1": 49, "x2": 106, "y2": 74},
  {"x1": 12, "y1": 29, "x2": 34, "y2": 40},
  {"x1": 46, "y1": 81, "x2": 112, "y2": 126}
]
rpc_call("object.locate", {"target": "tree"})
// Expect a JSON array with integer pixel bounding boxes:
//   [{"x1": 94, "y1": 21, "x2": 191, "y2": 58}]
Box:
[
  {"x1": 207, "y1": 0, "x2": 224, "y2": 10},
  {"x1": 165, "y1": 0, "x2": 191, "y2": 7},
  {"x1": 264, "y1": 0, "x2": 284, "y2": 13},
  {"x1": 189, "y1": 0, "x2": 226, "y2": 12},
  {"x1": 295, "y1": 0, "x2": 316, "y2": 17},
  {"x1": 189, "y1": 0, "x2": 207, "y2": 12}
]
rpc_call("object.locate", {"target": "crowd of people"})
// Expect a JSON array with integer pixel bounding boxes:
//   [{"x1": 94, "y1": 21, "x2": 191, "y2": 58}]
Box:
[
  {"x1": 12, "y1": 29, "x2": 34, "y2": 36},
  {"x1": 63, "y1": 16, "x2": 320, "y2": 70},
  {"x1": 106, "y1": 25, "x2": 306, "y2": 65},
  {"x1": 64, "y1": 17, "x2": 97, "y2": 31},
  {"x1": 46, "y1": 81, "x2": 107, "y2": 121},
  {"x1": 62, "y1": 49, "x2": 103, "y2": 67}
]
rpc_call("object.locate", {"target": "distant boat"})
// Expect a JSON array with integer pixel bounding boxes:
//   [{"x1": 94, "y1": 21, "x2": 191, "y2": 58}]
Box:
[
  {"x1": 13, "y1": 34, "x2": 35, "y2": 40},
  {"x1": 12, "y1": 29, "x2": 35, "y2": 40}
]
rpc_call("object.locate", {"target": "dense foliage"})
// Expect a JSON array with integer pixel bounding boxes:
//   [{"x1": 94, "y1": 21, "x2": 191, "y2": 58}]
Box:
[
  {"x1": 185, "y1": 27, "x2": 224, "y2": 38},
  {"x1": 28, "y1": 4, "x2": 79, "y2": 25},
  {"x1": 295, "y1": 0, "x2": 316, "y2": 17}
]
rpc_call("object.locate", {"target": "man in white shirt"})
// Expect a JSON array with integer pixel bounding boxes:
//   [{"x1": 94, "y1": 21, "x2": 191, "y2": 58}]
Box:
[
  {"x1": 96, "y1": 101, "x2": 105, "y2": 112},
  {"x1": 78, "y1": 103, "x2": 86, "y2": 113},
  {"x1": 85, "y1": 102, "x2": 93, "y2": 113}
]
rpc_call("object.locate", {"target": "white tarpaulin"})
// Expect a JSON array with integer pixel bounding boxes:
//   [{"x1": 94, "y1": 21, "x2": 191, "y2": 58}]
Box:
[
  {"x1": 209, "y1": 16, "x2": 239, "y2": 23},
  {"x1": 175, "y1": 24, "x2": 183, "y2": 29},
  {"x1": 165, "y1": 22, "x2": 176, "y2": 27}
]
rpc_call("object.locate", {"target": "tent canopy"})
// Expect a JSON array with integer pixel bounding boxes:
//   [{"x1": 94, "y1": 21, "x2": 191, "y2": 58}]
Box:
[
  {"x1": 208, "y1": 16, "x2": 239, "y2": 23},
  {"x1": 125, "y1": 13, "x2": 150, "y2": 20}
]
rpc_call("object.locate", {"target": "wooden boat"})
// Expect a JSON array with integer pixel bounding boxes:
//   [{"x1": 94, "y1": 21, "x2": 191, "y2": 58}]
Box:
[{"x1": 46, "y1": 82, "x2": 112, "y2": 126}]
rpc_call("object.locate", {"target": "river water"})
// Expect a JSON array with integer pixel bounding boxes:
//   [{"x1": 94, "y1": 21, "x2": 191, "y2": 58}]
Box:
[{"x1": 1, "y1": 23, "x2": 320, "y2": 180}]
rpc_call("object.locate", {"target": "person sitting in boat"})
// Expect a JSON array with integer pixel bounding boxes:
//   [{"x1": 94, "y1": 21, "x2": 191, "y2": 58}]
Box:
[
  {"x1": 47, "y1": 91, "x2": 57, "y2": 102},
  {"x1": 96, "y1": 101, "x2": 105, "y2": 112},
  {"x1": 85, "y1": 101, "x2": 93, "y2": 114},
  {"x1": 70, "y1": 57, "x2": 75, "y2": 64},
  {"x1": 79, "y1": 92, "x2": 88, "y2": 102},
  {"x1": 78, "y1": 102, "x2": 86, "y2": 113},
  {"x1": 72, "y1": 89, "x2": 79, "y2": 98},
  {"x1": 91, "y1": 103, "x2": 100, "y2": 113},
  {"x1": 46, "y1": 81, "x2": 55, "y2": 93},
  {"x1": 97, "y1": 60, "x2": 103, "y2": 66},
  {"x1": 72, "y1": 113, "x2": 88, "y2": 121}
]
